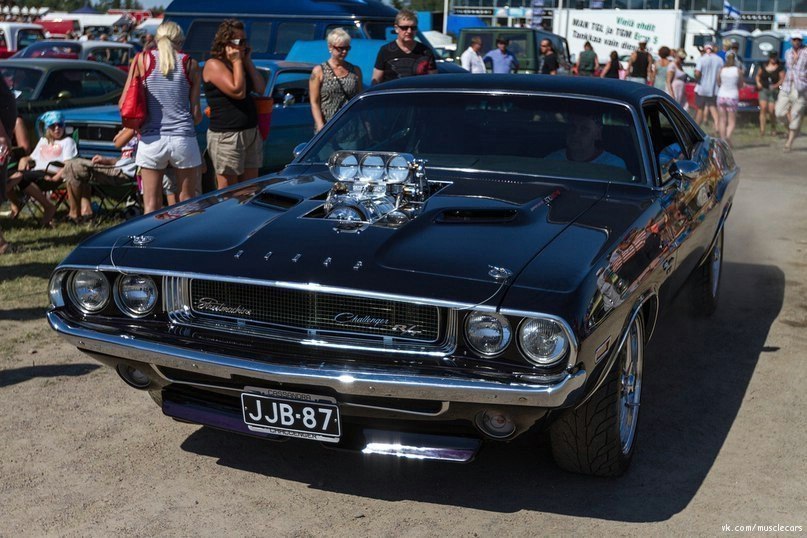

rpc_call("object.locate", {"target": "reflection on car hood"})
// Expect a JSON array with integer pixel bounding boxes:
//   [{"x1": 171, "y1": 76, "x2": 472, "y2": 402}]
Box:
[{"x1": 65, "y1": 172, "x2": 608, "y2": 304}]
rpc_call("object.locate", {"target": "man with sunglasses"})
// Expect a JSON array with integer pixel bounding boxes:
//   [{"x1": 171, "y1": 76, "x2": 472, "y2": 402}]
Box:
[{"x1": 372, "y1": 9, "x2": 437, "y2": 85}]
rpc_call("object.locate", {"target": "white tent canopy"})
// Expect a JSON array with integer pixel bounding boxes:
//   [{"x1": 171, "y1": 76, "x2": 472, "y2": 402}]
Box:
[{"x1": 41, "y1": 12, "x2": 129, "y2": 30}]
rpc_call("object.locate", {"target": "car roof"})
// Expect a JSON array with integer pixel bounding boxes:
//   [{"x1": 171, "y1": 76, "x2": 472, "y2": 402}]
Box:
[
  {"x1": 366, "y1": 74, "x2": 667, "y2": 108},
  {"x1": 166, "y1": 0, "x2": 395, "y2": 17},
  {"x1": 0, "y1": 58, "x2": 122, "y2": 69},
  {"x1": 24, "y1": 40, "x2": 132, "y2": 48},
  {"x1": 252, "y1": 59, "x2": 316, "y2": 70}
]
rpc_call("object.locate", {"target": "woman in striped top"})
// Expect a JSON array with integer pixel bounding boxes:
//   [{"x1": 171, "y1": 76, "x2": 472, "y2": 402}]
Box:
[{"x1": 120, "y1": 21, "x2": 202, "y2": 214}]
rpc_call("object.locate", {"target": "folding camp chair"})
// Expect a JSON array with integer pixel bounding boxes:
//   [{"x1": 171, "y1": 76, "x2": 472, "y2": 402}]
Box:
[{"x1": 92, "y1": 176, "x2": 143, "y2": 221}]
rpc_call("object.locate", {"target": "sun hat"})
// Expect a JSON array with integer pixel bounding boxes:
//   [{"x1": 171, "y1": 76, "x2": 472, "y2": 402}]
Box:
[
  {"x1": 41, "y1": 110, "x2": 65, "y2": 128},
  {"x1": 790, "y1": 31, "x2": 803, "y2": 40}
]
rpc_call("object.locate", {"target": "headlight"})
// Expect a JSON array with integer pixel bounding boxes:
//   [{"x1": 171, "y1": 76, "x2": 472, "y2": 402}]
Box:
[
  {"x1": 67, "y1": 270, "x2": 110, "y2": 313},
  {"x1": 465, "y1": 311, "x2": 512, "y2": 356},
  {"x1": 115, "y1": 275, "x2": 158, "y2": 317},
  {"x1": 518, "y1": 318, "x2": 569, "y2": 366},
  {"x1": 48, "y1": 271, "x2": 67, "y2": 308}
]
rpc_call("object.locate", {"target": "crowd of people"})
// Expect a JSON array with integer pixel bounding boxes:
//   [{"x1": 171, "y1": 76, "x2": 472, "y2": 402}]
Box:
[{"x1": 1, "y1": 8, "x2": 806, "y2": 253}]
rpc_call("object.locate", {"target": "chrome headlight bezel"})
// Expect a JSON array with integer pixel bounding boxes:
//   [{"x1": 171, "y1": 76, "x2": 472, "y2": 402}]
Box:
[
  {"x1": 517, "y1": 317, "x2": 571, "y2": 367},
  {"x1": 67, "y1": 270, "x2": 111, "y2": 314},
  {"x1": 114, "y1": 274, "x2": 159, "y2": 318},
  {"x1": 48, "y1": 271, "x2": 67, "y2": 308},
  {"x1": 464, "y1": 310, "x2": 512, "y2": 357}
]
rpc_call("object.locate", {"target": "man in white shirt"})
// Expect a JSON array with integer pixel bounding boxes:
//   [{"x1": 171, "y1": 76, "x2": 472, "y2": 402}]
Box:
[
  {"x1": 694, "y1": 43, "x2": 724, "y2": 133},
  {"x1": 460, "y1": 36, "x2": 486, "y2": 74}
]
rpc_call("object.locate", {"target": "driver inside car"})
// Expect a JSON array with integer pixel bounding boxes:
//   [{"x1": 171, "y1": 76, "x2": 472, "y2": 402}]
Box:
[{"x1": 545, "y1": 113, "x2": 627, "y2": 169}]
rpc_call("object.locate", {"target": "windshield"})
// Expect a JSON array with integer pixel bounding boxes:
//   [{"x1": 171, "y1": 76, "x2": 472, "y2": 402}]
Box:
[
  {"x1": 302, "y1": 92, "x2": 642, "y2": 183},
  {"x1": 1, "y1": 66, "x2": 42, "y2": 100}
]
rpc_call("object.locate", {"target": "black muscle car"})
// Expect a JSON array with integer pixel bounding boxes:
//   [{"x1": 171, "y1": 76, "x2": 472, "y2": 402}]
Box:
[{"x1": 47, "y1": 75, "x2": 738, "y2": 476}]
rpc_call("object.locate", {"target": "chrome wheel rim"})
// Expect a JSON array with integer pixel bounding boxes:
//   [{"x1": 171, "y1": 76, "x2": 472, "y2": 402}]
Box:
[
  {"x1": 711, "y1": 232, "x2": 723, "y2": 299},
  {"x1": 619, "y1": 316, "x2": 643, "y2": 455}
]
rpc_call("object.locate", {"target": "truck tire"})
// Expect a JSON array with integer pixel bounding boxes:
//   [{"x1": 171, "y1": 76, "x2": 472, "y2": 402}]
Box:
[{"x1": 550, "y1": 312, "x2": 644, "y2": 477}]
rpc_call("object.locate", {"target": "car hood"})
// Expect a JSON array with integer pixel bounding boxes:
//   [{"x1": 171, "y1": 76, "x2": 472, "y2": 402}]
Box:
[
  {"x1": 58, "y1": 104, "x2": 121, "y2": 123},
  {"x1": 65, "y1": 170, "x2": 607, "y2": 304}
]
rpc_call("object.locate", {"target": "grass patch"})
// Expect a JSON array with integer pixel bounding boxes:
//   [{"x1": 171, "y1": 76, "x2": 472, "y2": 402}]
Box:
[{"x1": 0, "y1": 212, "x2": 117, "y2": 311}]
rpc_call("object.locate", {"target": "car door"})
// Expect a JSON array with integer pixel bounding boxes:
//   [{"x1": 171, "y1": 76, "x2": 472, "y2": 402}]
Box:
[
  {"x1": 263, "y1": 68, "x2": 314, "y2": 170},
  {"x1": 30, "y1": 67, "x2": 124, "y2": 119},
  {"x1": 642, "y1": 98, "x2": 714, "y2": 293}
]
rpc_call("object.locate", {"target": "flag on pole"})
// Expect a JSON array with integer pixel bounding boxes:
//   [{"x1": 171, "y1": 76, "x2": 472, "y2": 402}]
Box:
[{"x1": 723, "y1": 0, "x2": 742, "y2": 20}]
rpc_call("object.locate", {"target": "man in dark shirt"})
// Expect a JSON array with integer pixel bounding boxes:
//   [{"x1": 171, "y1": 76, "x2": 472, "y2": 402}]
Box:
[
  {"x1": 627, "y1": 39, "x2": 654, "y2": 84},
  {"x1": 372, "y1": 9, "x2": 437, "y2": 85},
  {"x1": 1, "y1": 78, "x2": 17, "y2": 253},
  {"x1": 539, "y1": 39, "x2": 559, "y2": 75}
]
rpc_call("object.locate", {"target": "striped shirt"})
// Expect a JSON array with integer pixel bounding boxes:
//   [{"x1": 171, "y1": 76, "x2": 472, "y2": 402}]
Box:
[{"x1": 141, "y1": 50, "x2": 195, "y2": 137}]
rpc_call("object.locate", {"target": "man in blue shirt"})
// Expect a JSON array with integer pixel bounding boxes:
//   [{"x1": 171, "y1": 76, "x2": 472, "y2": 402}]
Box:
[
  {"x1": 545, "y1": 114, "x2": 627, "y2": 169},
  {"x1": 483, "y1": 38, "x2": 520, "y2": 74}
]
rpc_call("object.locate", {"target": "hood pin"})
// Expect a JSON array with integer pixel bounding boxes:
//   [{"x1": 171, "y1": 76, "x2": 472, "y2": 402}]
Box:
[
  {"x1": 292, "y1": 254, "x2": 302, "y2": 263},
  {"x1": 353, "y1": 261, "x2": 363, "y2": 271},
  {"x1": 323, "y1": 257, "x2": 332, "y2": 267},
  {"x1": 264, "y1": 251, "x2": 273, "y2": 260},
  {"x1": 130, "y1": 235, "x2": 154, "y2": 246},
  {"x1": 488, "y1": 265, "x2": 513, "y2": 281},
  {"x1": 234, "y1": 250, "x2": 244, "y2": 259}
]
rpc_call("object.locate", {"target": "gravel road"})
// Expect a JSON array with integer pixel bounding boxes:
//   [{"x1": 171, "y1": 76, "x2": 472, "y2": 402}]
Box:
[{"x1": 1, "y1": 144, "x2": 805, "y2": 536}]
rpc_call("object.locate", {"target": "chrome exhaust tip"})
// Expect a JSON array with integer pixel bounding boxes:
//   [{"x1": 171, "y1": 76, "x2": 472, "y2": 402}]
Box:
[{"x1": 361, "y1": 429, "x2": 480, "y2": 463}]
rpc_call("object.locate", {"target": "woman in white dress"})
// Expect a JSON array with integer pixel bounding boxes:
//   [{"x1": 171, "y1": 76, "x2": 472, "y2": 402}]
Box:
[{"x1": 717, "y1": 53, "x2": 743, "y2": 144}]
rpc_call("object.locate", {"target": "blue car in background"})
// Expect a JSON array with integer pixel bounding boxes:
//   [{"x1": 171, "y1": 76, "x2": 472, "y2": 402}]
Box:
[
  {"x1": 47, "y1": 42, "x2": 465, "y2": 190},
  {"x1": 46, "y1": 60, "x2": 316, "y2": 187}
]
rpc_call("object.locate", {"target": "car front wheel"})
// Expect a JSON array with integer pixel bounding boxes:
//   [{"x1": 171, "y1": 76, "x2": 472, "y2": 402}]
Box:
[{"x1": 550, "y1": 312, "x2": 644, "y2": 477}]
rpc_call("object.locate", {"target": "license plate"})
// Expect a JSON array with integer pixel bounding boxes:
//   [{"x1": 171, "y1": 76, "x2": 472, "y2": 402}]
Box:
[{"x1": 241, "y1": 388, "x2": 341, "y2": 443}]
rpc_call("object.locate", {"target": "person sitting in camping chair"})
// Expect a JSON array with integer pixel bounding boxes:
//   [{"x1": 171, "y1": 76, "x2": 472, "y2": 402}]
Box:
[
  {"x1": 60, "y1": 127, "x2": 138, "y2": 223},
  {"x1": 6, "y1": 111, "x2": 76, "y2": 227}
]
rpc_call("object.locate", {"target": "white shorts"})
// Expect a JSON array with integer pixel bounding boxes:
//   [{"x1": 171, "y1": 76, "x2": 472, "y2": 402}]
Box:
[{"x1": 135, "y1": 134, "x2": 202, "y2": 170}]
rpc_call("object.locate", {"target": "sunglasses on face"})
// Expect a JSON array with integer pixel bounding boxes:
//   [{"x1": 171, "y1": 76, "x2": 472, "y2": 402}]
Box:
[
  {"x1": 48, "y1": 123, "x2": 64, "y2": 129},
  {"x1": 332, "y1": 45, "x2": 351, "y2": 52},
  {"x1": 229, "y1": 38, "x2": 247, "y2": 46},
  {"x1": 396, "y1": 24, "x2": 417, "y2": 32}
]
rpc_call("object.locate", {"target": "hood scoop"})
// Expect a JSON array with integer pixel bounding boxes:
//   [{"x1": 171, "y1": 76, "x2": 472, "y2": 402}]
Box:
[
  {"x1": 435, "y1": 208, "x2": 519, "y2": 224},
  {"x1": 252, "y1": 191, "x2": 303, "y2": 210}
]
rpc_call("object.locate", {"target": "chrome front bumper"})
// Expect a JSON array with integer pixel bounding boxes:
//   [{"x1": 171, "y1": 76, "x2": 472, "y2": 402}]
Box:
[{"x1": 47, "y1": 311, "x2": 587, "y2": 408}]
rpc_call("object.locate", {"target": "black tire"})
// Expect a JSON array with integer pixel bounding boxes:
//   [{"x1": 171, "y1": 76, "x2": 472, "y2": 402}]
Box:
[
  {"x1": 691, "y1": 228, "x2": 723, "y2": 317},
  {"x1": 550, "y1": 312, "x2": 644, "y2": 477}
]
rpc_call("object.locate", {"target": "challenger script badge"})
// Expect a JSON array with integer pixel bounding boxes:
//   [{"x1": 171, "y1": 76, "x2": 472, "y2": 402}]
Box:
[{"x1": 195, "y1": 298, "x2": 253, "y2": 316}]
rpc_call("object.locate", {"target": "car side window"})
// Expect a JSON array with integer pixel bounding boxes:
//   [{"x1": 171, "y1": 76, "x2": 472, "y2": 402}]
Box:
[
  {"x1": 250, "y1": 22, "x2": 273, "y2": 56},
  {"x1": 274, "y1": 23, "x2": 317, "y2": 56},
  {"x1": 271, "y1": 71, "x2": 312, "y2": 104},
  {"x1": 662, "y1": 101, "x2": 701, "y2": 158},
  {"x1": 42, "y1": 69, "x2": 119, "y2": 100},
  {"x1": 184, "y1": 20, "x2": 221, "y2": 60},
  {"x1": 643, "y1": 102, "x2": 686, "y2": 182}
]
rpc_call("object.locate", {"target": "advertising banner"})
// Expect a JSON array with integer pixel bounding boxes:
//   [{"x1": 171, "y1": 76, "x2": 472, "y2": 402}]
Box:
[{"x1": 554, "y1": 9, "x2": 682, "y2": 60}]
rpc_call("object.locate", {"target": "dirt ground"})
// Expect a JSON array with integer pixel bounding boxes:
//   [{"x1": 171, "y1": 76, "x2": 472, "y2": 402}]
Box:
[{"x1": 1, "y1": 142, "x2": 806, "y2": 536}]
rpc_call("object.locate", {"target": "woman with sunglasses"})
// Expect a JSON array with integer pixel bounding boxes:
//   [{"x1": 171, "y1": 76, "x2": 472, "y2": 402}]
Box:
[
  {"x1": 309, "y1": 28, "x2": 362, "y2": 134},
  {"x1": 372, "y1": 9, "x2": 437, "y2": 85},
  {"x1": 203, "y1": 19, "x2": 266, "y2": 190}
]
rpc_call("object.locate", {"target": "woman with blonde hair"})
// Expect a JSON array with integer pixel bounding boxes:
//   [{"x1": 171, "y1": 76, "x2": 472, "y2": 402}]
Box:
[
  {"x1": 120, "y1": 21, "x2": 202, "y2": 214},
  {"x1": 666, "y1": 49, "x2": 689, "y2": 108},
  {"x1": 309, "y1": 28, "x2": 362, "y2": 133}
]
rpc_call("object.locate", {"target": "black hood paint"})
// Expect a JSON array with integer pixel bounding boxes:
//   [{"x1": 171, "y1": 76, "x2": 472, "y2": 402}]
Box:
[{"x1": 65, "y1": 172, "x2": 610, "y2": 304}]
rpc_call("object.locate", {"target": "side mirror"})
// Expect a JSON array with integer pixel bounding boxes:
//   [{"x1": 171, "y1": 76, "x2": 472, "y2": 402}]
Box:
[
  {"x1": 56, "y1": 90, "x2": 72, "y2": 101},
  {"x1": 292, "y1": 142, "x2": 307, "y2": 159},
  {"x1": 670, "y1": 159, "x2": 700, "y2": 181},
  {"x1": 283, "y1": 92, "x2": 295, "y2": 107}
]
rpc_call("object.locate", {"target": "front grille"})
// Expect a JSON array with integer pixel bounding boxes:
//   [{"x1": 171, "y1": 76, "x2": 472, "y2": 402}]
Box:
[
  {"x1": 164, "y1": 277, "x2": 456, "y2": 355},
  {"x1": 76, "y1": 124, "x2": 120, "y2": 143}
]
